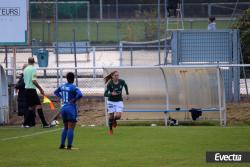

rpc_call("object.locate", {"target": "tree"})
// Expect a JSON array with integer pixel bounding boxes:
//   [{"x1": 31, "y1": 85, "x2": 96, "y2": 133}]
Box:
[
  {"x1": 232, "y1": 8, "x2": 250, "y2": 64},
  {"x1": 135, "y1": 9, "x2": 164, "y2": 41}
]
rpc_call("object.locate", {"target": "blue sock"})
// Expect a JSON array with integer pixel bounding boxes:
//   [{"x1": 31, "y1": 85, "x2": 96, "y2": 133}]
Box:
[
  {"x1": 61, "y1": 128, "x2": 67, "y2": 146},
  {"x1": 67, "y1": 128, "x2": 74, "y2": 147}
]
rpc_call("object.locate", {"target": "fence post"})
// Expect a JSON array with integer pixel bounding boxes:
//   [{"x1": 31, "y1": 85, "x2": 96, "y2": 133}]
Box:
[
  {"x1": 29, "y1": 3, "x2": 33, "y2": 50},
  {"x1": 157, "y1": 0, "x2": 161, "y2": 65},
  {"x1": 119, "y1": 42, "x2": 123, "y2": 66},
  {"x1": 115, "y1": 0, "x2": 120, "y2": 41},
  {"x1": 54, "y1": 0, "x2": 59, "y2": 87},
  {"x1": 208, "y1": 3, "x2": 212, "y2": 17},
  {"x1": 47, "y1": 20, "x2": 51, "y2": 43},
  {"x1": 144, "y1": 20, "x2": 147, "y2": 41},
  {"x1": 87, "y1": 3, "x2": 90, "y2": 41},
  {"x1": 233, "y1": 30, "x2": 241, "y2": 102},
  {"x1": 59, "y1": 68, "x2": 63, "y2": 85},
  {"x1": 130, "y1": 47, "x2": 133, "y2": 66},
  {"x1": 107, "y1": 4, "x2": 111, "y2": 19},
  {"x1": 96, "y1": 21, "x2": 99, "y2": 41},
  {"x1": 138, "y1": 4, "x2": 142, "y2": 14},
  {"x1": 93, "y1": 47, "x2": 96, "y2": 78},
  {"x1": 181, "y1": 0, "x2": 184, "y2": 18},
  {"x1": 72, "y1": 29, "x2": 78, "y2": 86},
  {"x1": 13, "y1": 48, "x2": 16, "y2": 84},
  {"x1": 164, "y1": 0, "x2": 168, "y2": 65},
  {"x1": 189, "y1": 19, "x2": 193, "y2": 29},
  {"x1": 4, "y1": 47, "x2": 8, "y2": 69},
  {"x1": 100, "y1": 0, "x2": 103, "y2": 20}
]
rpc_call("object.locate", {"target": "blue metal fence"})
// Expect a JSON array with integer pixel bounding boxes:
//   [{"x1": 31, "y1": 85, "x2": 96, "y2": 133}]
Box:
[{"x1": 171, "y1": 30, "x2": 240, "y2": 102}]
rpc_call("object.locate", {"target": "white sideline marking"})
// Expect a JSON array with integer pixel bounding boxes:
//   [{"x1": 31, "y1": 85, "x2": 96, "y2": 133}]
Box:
[{"x1": 1, "y1": 129, "x2": 60, "y2": 141}]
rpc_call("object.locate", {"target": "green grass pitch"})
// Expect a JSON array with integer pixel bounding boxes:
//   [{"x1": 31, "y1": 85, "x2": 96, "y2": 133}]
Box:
[
  {"x1": 0, "y1": 126, "x2": 250, "y2": 167},
  {"x1": 30, "y1": 20, "x2": 233, "y2": 42}
]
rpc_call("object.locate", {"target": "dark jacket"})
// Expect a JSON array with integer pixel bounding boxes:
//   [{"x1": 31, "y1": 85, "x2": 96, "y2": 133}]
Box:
[{"x1": 15, "y1": 74, "x2": 28, "y2": 116}]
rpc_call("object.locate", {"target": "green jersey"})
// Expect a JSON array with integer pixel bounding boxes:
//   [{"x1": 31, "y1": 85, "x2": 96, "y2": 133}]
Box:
[
  {"x1": 104, "y1": 79, "x2": 129, "y2": 102},
  {"x1": 23, "y1": 65, "x2": 37, "y2": 89}
]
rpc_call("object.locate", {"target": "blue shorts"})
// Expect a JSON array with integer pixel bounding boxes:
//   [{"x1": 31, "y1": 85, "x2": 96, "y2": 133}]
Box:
[{"x1": 61, "y1": 104, "x2": 77, "y2": 123}]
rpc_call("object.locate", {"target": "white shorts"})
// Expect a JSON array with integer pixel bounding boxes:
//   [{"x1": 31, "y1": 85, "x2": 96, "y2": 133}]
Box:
[{"x1": 107, "y1": 101, "x2": 124, "y2": 113}]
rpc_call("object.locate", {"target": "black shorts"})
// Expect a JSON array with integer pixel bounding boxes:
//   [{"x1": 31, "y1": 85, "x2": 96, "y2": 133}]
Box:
[{"x1": 25, "y1": 89, "x2": 41, "y2": 107}]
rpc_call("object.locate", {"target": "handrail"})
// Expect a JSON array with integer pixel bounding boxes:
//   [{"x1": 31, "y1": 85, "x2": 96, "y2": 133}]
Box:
[{"x1": 4, "y1": 64, "x2": 250, "y2": 71}]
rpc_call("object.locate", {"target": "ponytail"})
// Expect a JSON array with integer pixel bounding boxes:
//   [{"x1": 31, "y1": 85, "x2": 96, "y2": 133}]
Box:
[{"x1": 104, "y1": 71, "x2": 118, "y2": 84}]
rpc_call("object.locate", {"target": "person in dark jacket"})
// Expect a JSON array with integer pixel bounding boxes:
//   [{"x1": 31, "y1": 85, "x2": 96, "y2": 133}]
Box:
[
  {"x1": 15, "y1": 73, "x2": 27, "y2": 117},
  {"x1": 167, "y1": 0, "x2": 180, "y2": 17},
  {"x1": 15, "y1": 65, "x2": 35, "y2": 128}
]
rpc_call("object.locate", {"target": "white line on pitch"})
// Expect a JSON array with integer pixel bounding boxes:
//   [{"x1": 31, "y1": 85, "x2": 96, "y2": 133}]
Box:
[{"x1": 1, "y1": 129, "x2": 60, "y2": 141}]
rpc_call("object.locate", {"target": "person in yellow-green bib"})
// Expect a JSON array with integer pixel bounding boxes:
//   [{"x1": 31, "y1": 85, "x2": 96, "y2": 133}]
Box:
[{"x1": 23, "y1": 57, "x2": 50, "y2": 128}]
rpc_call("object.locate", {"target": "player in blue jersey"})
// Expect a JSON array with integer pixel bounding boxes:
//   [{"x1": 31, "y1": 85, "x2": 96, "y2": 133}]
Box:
[{"x1": 54, "y1": 72, "x2": 83, "y2": 150}]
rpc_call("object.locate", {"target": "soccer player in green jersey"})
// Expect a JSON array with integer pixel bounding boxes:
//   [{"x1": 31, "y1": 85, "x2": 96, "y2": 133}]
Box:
[{"x1": 104, "y1": 71, "x2": 129, "y2": 135}]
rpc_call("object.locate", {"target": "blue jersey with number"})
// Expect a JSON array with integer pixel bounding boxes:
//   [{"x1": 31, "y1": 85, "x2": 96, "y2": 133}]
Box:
[{"x1": 54, "y1": 83, "x2": 83, "y2": 107}]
